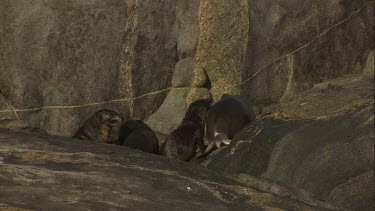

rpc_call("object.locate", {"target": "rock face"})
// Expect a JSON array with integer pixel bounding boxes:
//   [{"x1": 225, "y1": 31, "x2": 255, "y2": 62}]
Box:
[
  {"x1": 171, "y1": 58, "x2": 207, "y2": 88},
  {"x1": 123, "y1": 0, "x2": 178, "y2": 120},
  {"x1": 0, "y1": 129, "x2": 339, "y2": 210},
  {"x1": 1, "y1": 0, "x2": 374, "y2": 136},
  {"x1": 0, "y1": 1, "x2": 374, "y2": 210},
  {"x1": 327, "y1": 171, "x2": 374, "y2": 211},
  {"x1": 0, "y1": 0, "x2": 130, "y2": 136},
  {"x1": 241, "y1": 0, "x2": 374, "y2": 105},
  {"x1": 145, "y1": 0, "x2": 206, "y2": 135},
  {"x1": 176, "y1": 0, "x2": 200, "y2": 59},
  {"x1": 0, "y1": 0, "x2": 180, "y2": 136},
  {"x1": 206, "y1": 73, "x2": 374, "y2": 211},
  {"x1": 195, "y1": 0, "x2": 249, "y2": 101}
]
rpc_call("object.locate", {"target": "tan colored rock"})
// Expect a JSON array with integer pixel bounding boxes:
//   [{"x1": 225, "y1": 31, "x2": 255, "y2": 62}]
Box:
[
  {"x1": 176, "y1": 0, "x2": 200, "y2": 57},
  {"x1": 0, "y1": 129, "x2": 339, "y2": 210},
  {"x1": 363, "y1": 50, "x2": 374, "y2": 75},
  {"x1": 172, "y1": 57, "x2": 207, "y2": 88},
  {"x1": 196, "y1": 0, "x2": 249, "y2": 102}
]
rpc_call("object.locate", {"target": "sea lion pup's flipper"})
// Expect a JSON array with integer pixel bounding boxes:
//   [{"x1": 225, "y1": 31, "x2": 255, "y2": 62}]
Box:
[
  {"x1": 194, "y1": 138, "x2": 231, "y2": 159},
  {"x1": 221, "y1": 139, "x2": 231, "y2": 146},
  {"x1": 194, "y1": 143, "x2": 214, "y2": 159}
]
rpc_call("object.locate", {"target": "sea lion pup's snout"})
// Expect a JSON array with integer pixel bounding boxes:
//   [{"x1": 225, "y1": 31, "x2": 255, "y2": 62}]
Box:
[
  {"x1": 73, "y1": 109, "x2": 123, "y2": 143},
  {"x1": 102, "y1": 112, "x2": 123, "y2": 126}
]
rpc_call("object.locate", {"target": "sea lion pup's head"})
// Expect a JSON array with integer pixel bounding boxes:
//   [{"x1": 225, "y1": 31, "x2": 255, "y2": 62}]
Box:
[
  {"x1": 97, "y1": 109, "x2": 123, "y2": 127},
  {"x1": 183, "y1": 98, "x2": 212, "y2": 123},
  {"x1": 73, "y1": 109, "x2": 122, "y2": 143}
]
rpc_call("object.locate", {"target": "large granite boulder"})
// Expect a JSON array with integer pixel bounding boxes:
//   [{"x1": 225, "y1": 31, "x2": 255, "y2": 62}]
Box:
[
  {"x1": 241, "y1": 0, "x2": 374, "y2": 105},
  {"x1": 206, "y1": 73, "x2": 374, "y2": 211},
  {"x1": 176, "y1": 0, "x2": 200, "y2": 59},
  {"x1": 1, "y1": 0, "x2": 373, "y2": 138},
  {"x1": 0, "y1": 1, "x2": 373, "y2": 209},
  {"x1": 194, "y1": 0, "x2": 374, "y2": 104},
  {"x1": 0, "y1": 129, "x2": 340, "y2": 210},
  {"x1": 0, "y1": 0, "x2": 180, "y2": 136},
  {"x1": 0, "y1": 0, "x2": 131, "y2": 136},
  {"x1": 195, "y1": 0, "x2": 249, "y2": 101},
  {"x1": 124, "y1": 0, "x2": 178, "y2": 120}
]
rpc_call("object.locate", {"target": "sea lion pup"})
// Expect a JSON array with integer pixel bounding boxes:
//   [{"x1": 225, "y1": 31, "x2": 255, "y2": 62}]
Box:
[
  {"x1": 160, "y1": 99, "x2": 211, "y2": 161},
  {"x1": 73, "y1": 109, "x2": 122, "y2": 143},
  {"x1": 203, "y1": 94, "x2": 256, "y2": 154},
  {"x1": 118, "y1": 120, "x2": 159, "y2": 154}
]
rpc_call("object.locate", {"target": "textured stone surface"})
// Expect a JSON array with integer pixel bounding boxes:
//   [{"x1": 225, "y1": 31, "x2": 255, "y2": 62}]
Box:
[
  {"x1": 363, "y1": 50, "x2": 374, "y2": 75},
  {"x1": 0, "y1": 0, "x2": 130, "y2": 136},
  {"x1": 172, "y1": 57, "x2": 207, "y2": 88},
  {"x1": 242, "y1": 0, "x2": 374, "y2": 105},
  {"x1": 0, "y1": 129, "x2": 339, "y2": 211},
  {"x1": 0, "y1": 1, "x2": 373, "y2": 210},
  {"x1": 1, "y1": 0, "x2": 374, "y2": 136},
  {"x1": 123, "y1": 0, "x2": 178, "y2": 120},
  {"x1": 176, "y1": 0, "x2": 200, "y2": 58},
  {"x1": 327, "y1": 171, "x2": 374, "y2": 211},
  {"x1": 196, "y1": 0, "x2": 249, "y2": 102},
  {"x1": 0, "y1": 0, "x2": 181, "y2": 135},
  {"x1": 206, "y1": 73, "x2": 374, "y2": 210}
]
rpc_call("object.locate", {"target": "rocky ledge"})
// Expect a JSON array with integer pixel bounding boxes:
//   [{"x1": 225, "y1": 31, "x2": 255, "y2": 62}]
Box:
[
  {"x1": 205, "y1": 72, "x2": 374, "y2": 211},
  {"x1": 0, "y1": 72, "x2": 373, "y2": 211},
  {"x1": 0, "y1": 129, "x2": 339, "y2": 211}
]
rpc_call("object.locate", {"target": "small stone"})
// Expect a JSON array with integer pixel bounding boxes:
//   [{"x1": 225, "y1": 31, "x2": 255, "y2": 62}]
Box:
[{"x1": 172, "y1": 57, "x2": 207, "y2": 88}]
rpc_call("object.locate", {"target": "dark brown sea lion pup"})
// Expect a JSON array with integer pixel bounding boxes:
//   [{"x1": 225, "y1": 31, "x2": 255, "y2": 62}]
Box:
[
  {"x1": 73, "y1": 109, "x2": 122, "y2": 143},
  {"x1": 203, "y1": 94, "x2": 256, "y2": 154},
  {"x1": 118, "y1": 120, "x2": 159, "y2": 154},
  {"x1": 161, "y1": 99, "x2": 211, "y2": 161}
]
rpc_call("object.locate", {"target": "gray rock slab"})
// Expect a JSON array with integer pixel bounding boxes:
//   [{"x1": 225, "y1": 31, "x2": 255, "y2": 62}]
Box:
[
  {"x1": 206, "y1": 74, "x2": 374, "y2": 210},
  {"x1": 0, "y1": 0, "x2": 130, "y2": 136},
  {"x1": 0, "y1": 129, "x2": 339, "y2": 210},
  {"x1": 327, "y1": 171, "x2": 374, "y2": 211},
  {"x1": 171, "y1": 57, "x2": 207, "y2": 88},
  {"x1": 242, "y1": 0, "x2": 374, "y2": 104},
  {"x1": 123, "y1": 0, "x2": 178, "y2": 120},
  {"x1": 176, "y1": 0, "x2": 200, "y2": 57},
  {"x1": 196, "y1": 0, "x2": 249, "y2": 101}
]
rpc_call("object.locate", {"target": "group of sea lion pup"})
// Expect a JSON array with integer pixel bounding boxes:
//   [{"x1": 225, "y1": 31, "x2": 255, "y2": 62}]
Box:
[{"x1": 73, "y1": 94, "x2": 256, "y2": 162}]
